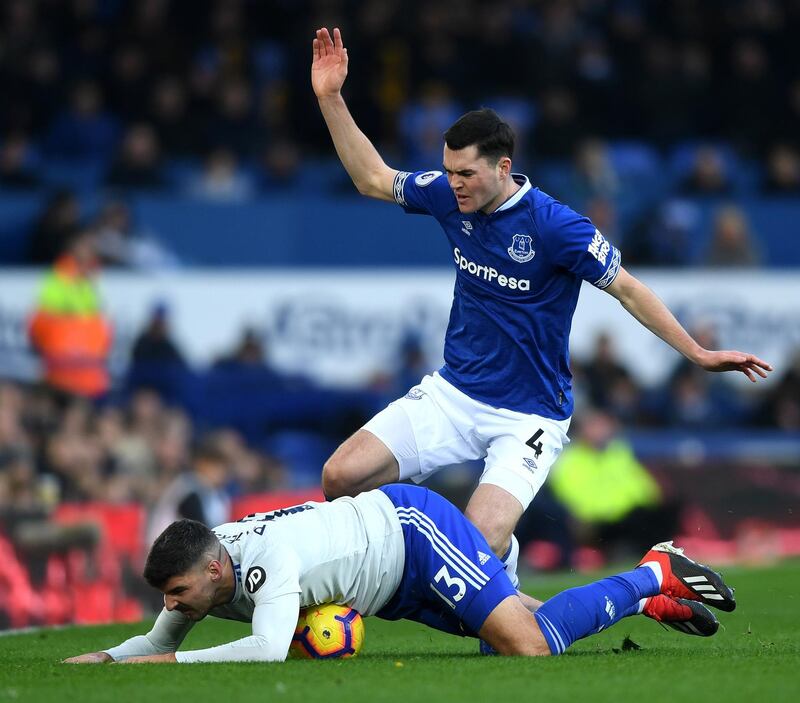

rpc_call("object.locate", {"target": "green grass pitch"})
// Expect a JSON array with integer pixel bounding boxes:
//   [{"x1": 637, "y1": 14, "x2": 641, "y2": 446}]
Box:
[{"x1": 1, "y1": 560, "x2": 797, "y2": 703}]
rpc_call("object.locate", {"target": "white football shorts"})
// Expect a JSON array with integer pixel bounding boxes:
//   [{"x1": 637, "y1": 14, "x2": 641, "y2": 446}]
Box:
[{"x1": 362, "y1": 372, "x2": 571, "y2": 511}]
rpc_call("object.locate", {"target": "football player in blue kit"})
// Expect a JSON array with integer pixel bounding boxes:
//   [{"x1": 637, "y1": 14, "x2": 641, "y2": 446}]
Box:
[
  {"x1": 311, "y1": 26, "x2": 772, "y2": 593},
  {"x1": 64, "y1": 484, "x2": 731, "y2": 663}
]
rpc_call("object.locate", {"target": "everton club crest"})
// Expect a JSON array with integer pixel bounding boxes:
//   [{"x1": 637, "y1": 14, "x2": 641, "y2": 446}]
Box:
[{"x1": 507, "y1": 234, "x2": 536, "y2": 263}]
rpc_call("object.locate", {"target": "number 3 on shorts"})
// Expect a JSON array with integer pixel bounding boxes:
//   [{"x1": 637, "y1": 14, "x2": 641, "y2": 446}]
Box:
[{"x1": 433, "y1": 565, "x2": 467, "y2": 603}]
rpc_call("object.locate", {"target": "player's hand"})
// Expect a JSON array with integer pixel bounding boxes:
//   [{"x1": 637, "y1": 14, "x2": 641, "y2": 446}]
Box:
[
  {"x1": 312, "y1": 27, "x2": 348, "y2": 98},
  {"x1": 63, "y1": 652, "x2": 113, "y2": 664},
  {"x1": 695, "y1": 350, "x2": 773, "y2": 382}
]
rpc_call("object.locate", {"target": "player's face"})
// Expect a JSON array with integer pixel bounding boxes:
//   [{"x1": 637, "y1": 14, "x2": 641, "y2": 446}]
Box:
[
  {"x1": 162, "y1": 565, "x2": 218, "y2": 621},
  {"x1": 443, "y1": 145, "x2": 511, "y2": 214}
]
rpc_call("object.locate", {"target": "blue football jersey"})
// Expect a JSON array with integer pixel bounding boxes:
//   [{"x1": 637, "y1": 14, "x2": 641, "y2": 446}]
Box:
[{"x1": 393, "y1": 170, "x2": 622, "y2": 419}]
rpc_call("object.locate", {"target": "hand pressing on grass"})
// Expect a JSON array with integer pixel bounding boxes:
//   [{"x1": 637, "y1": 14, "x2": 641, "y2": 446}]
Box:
[{"x1": 63, "y1": 652, "x2": 113, "y2": 664}]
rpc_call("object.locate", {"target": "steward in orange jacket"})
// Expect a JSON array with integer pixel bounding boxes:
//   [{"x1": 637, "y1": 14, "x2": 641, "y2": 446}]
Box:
[{"x1": 29, "y1": 230, "x2": 113, "y2": 398}]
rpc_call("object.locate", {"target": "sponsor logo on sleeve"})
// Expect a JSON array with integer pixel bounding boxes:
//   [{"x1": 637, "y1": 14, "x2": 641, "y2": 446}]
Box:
[
  {"x1": 587, "y1": 229, "x2": 610, "y2": 265},
  {"x1": 245, "y1": 566, "x2": 267, "y2": 594}
]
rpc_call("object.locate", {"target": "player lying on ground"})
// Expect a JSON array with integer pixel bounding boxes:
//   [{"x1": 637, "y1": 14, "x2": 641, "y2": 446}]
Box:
[{"x1": 64, "y1": 485, "x2": 734, "y2": 663}]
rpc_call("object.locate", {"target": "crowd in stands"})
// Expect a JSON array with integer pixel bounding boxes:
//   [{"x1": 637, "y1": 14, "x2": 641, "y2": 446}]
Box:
[{"x1": 1, "y1": 0, "x2": 800, "y2": 265}]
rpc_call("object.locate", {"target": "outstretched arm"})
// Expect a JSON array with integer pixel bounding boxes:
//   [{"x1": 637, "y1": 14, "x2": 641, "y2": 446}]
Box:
[
  {"x1": 63, "y1": 607, "x2": 194, "y2": 664},
  {"x1": 312, "y1": 27, "x2": 397, "y2": 201},
  {"x1": 605, "y1": 267, "x2": 772, "y2": 382},
  {"x1": 117, "y1": 593, "x2": 301, "y2": 664}
]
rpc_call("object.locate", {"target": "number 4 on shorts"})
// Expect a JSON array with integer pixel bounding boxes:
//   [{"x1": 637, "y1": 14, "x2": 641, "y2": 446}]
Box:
[{"x1": 526, "y1": 428, "x2": 544, "y2": 458}]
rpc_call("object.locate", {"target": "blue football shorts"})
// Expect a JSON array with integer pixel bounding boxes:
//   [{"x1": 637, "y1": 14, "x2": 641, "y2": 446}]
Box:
[{"x1": 375, "y1": 484, "x2": 517, "y2": 636}]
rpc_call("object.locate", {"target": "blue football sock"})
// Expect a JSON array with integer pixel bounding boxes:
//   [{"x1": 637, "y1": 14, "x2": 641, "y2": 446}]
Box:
[{"x1": 534, "y1": 567, "x2": 660, "y2": 655}]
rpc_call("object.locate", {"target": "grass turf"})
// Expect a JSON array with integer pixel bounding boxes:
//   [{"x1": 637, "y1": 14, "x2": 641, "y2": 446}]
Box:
[{"x1": 1, "y1": 559, "x2": 797, "y2": 703}]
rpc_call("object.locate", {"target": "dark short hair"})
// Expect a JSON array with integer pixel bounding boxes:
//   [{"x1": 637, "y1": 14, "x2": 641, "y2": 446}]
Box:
[
  {"x1": 144, "y1": 519, "x2": 219, "y2": 589},
  {"x1": 444, "y1": 108, "x2": 515, "y2": 163}
]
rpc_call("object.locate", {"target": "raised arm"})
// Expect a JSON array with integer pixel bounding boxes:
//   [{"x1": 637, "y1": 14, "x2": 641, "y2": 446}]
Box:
[
  {"x1": 605, "y1": 267, "x2": 772, "y2": 382},
  {"x1": 312, "y1": 27, "x2": 397, "y2": 201}
]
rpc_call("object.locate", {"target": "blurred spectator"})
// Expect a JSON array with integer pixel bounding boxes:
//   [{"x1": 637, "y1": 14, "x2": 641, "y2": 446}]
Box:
[
  {"x1": 530, "y1": 87, "x2": 581, "y2": 159},
  {"x1": 703, "y1": 205, "x2": 762, "y2": 267},
  {"x1": 188, "y1": 148, "x2": 255, "y2": 202},
  {"x1": 0, "y1": 132, "x2": 40, "y2": 190},
  {"x1": 625, "y1": 199, "x2": 697, "y2": 266},
  {"x1": 208, "y1": 78, "x2": 258, "y2": 158},
  {"x1": 131, "y1": 303, "x2": 186, "y2": 367},
  {"x1": 398, "y1": 82, "x2": 461, "y2": 167},
  {"x1": 260, "y1": 138, "x2": 301, "y2": 190},
  {"x1": 758, "y1": 349, "x2": 800, "y2": 431},
  {"x1": 28, "y1": 229, "x2": 113, "y2": 399},
  {"x1": 105, "y1": 43, "x2": 152, "y2": 122},
  {"x1": 43, "y1": 398, "x2": 108, "y2": 502},
  {"x1": 570, "y1": 139, "x2": 619, "y2": 202},
  {"x1": 582, "y1": 333, "x2": 632, "y2": 411},
  {"x1": 724, "y1": 38, "x2": 778, "y2": 154},
  {"x1": 679, "y1": 147, "x2": 733, "y2": 196},
  {"x1": 548, "y1": 410, "x2": 678, "y2": 563},
  {"x1": 762, "y1": 144, "x2": 800, "y2": 195},
  {"x1": 27, "y1": 190, "x2": 81, "y2": 265},
  {"x1": 148, "y1": 76, "x2": 203, "y2": 156},
  {"x1": 105, "y1": 123, "x2": 165, "y2": 190},
  {"x1": 371, "y1": 332, "x2": 432, "y2": 398},
  {"x1": 583, "y1": 196, "x2": 620, "y2": 246},
  {"x1": 44, "y1": 81, "x2": 120, "y2": 160},
  {"x1": 206, "y1": 428, "x2": 285, "y2": 495},
  {"x1": 660, "y1": 335, "x2": 747, "y2": 430},
  {"x1": 214, "y1": 327, "x2": 267, "y2": 369},
  {"x1": 146, "y1": 440, "x2": 231, "y2": 545},
  {"x1": 93, "y1": 199, "x2": 180, "y2": 270}
]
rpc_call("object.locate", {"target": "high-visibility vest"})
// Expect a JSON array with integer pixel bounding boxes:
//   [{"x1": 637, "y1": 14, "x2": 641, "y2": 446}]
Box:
[
  {"x1": 28, "y1": 256, "x2": 113, "y2": 398},
  {"x1": 549, "y1": 440, "x2": 662, "y2": 523}
]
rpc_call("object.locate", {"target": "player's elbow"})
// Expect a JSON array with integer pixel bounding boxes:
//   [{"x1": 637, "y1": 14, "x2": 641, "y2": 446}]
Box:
[
  {"x1": 321, "y1": 456, "x2": 358, "y2": 499},
  {"x1": 353, "y1": 177, "x2": 382, "y2": 199}
]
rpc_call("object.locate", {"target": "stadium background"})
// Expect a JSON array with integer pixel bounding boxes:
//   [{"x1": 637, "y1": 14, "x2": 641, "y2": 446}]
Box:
[{"x1": 0, "y1": 0, "x2": 798, "y2": 630}]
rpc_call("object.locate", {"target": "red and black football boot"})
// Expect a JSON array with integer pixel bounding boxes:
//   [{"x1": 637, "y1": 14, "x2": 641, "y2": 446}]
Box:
[
  {"x1": 642, "y1": 595, "x2": 720, "y2": 637},
  {"x1": 638, "y1": 541, "x2": 736, "y2": 612}
]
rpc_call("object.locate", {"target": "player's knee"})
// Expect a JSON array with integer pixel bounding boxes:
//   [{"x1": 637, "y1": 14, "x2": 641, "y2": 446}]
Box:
[
  {"x1": 467, "y1": 512, "x2": 513, "y2": 557},
  {"x1": 321, "y1": 455, "x2": 358, "y2": 499}
]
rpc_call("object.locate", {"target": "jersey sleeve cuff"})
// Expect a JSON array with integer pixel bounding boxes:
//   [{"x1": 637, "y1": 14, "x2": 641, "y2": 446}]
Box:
[
  {"x1": 592, "y1": 247, "x2": 621, "y2": 289},
  {"x1": 393, "y1": 171, "x2": 411, "y2": 206}
]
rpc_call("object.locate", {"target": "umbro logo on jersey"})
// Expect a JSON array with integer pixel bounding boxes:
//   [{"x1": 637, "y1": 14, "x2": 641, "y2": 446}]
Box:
[
  {"x1": 507, "y1": 234, "x2": 536, "y2": 263},
  {"x1": 477, "y1": 551, "x2": 491, "y2": 565},
  {"x1": 461, "y1": 220, "x2": 472, "y2": 236},
  {"x1": 246, "y1": 566, "x2": 267, "y2": 593},
  {"x1": 405, "y1": 388, "x2": 425, "y2": 400}
]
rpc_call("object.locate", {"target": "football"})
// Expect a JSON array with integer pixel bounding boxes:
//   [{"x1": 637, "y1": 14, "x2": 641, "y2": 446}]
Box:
[{"x1": 289, "y1": 604, "x2": 365, "y2": 659}]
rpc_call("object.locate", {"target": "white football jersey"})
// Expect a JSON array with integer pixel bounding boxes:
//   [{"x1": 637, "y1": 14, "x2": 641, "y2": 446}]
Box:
[
  {"x1": 212, "y1": 488, "x2": 405, "y2": 619},
  {"x1": 104, "y1": 489, "x2": 405, "y2": 663}
]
